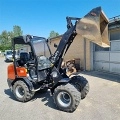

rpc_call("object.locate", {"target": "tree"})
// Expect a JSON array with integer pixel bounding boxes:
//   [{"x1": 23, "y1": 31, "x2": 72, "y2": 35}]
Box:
[
  {"x1": 0, "y1": 31, "x2": 9, "y2": 45},
  {"x1": 0, "y1": 31, "x2": 12, "y2": 51},
  {"x1": 13, "y1": 25, "x2": 23, "y2": 37},
  {"x1": 49, "y1": 31, "x2": 59, "y2": 38},
  {"x1": 0, "y1": 25, "x2": 23, "y2": 51}
]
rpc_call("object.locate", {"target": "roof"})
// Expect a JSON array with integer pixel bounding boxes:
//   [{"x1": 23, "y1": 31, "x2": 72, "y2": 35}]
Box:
[
  {"x1": 13, "y1": 35, "x2": 46, "y2": 44},
  {"x1": 109, "y1": 15, "x2": 120, "y2": 30},
  {"x1": 13, "y1": 35, "x2": 32, "y2": 44}
]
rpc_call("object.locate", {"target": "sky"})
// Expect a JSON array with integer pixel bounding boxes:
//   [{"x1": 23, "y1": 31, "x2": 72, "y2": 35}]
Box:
[{"x1": 0, "y1": 0, "x2": 120, "y2": 38}]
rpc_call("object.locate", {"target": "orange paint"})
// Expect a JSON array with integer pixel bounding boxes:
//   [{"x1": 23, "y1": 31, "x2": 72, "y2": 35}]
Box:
[
  {"x1": 16, "y1": 67, "x2": 27, "y2": 77},
  {"x1": 8, "y1": 64, "x2": 27, "y2": 80},
  {"x1": 8, "y1": 64, "x2": 15, "y2": 79}
]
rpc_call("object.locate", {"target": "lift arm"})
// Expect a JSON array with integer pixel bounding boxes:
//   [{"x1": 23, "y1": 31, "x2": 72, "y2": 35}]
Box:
[{"x1": 50, "y1": 17, "x2": 78, "y2": 66}]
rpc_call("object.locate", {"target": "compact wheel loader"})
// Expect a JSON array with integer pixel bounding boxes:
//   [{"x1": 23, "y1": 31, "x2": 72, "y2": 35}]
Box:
[{"x1": 7, "y1": 7, "x2": 109, "y2": 112}]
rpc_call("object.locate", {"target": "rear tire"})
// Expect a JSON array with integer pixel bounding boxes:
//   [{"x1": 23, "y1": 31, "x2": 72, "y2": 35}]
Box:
[
  {"x1": 53, "y1": 83, "x2": 81, "y2": 112},
  {"x1": 70, "y1": 75, "x2": 89, "y2": 99},
  {"x1": 13, "y1": 80, "x2": 35, "y2": 102}
]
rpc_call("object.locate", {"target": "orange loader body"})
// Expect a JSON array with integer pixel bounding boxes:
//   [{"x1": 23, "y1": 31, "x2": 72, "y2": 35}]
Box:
[{"x1": 8, "y1": 64, "x2": 27, "y2": 80}]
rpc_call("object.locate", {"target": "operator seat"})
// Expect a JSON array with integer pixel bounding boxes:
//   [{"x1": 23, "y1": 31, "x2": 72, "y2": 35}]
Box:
[{"x1": 18, "y1": 52, "x2": 29, "y2": 66}]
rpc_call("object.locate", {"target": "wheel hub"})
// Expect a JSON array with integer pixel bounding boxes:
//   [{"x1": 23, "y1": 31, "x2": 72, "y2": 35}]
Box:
[
  {"x1": 15, "y1": 85, "x2": 25, "y2": 98},
  {"x1": 57, "y1": 92, "x2": 71, "y2": 107}
]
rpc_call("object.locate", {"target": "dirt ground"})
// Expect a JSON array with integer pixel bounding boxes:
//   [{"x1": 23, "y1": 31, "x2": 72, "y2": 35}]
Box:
[{"x1": 0, "y1": 57, "x2": 120, "y2": 120}]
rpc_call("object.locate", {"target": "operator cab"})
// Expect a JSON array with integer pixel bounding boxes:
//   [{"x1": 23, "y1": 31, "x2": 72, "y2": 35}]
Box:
[
  {"x1": 13, "y1": 36, "x2": 52, "y2": 81},
  {"x1": 31, "y1": 37, "x2": 52, "y2": 70},
  {"x1": 14, "y1": 37, "x2": 51, "y2": 68}
]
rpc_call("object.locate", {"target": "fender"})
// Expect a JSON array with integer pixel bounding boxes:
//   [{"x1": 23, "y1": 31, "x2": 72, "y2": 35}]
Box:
[
  {"x1": 50, "y1": 78, "x2": 70, "y2": 94},
  {"x1": 69, "y1": 75, "x2": 89, "y2": 92},
  {"x1": 22, "y1": 77, "x2": 34, "y2": 91},
  {"x1": 8, "y1": 77, "x2": 34, "y2": 91},
  {"x1": 59, "y1": 78, "x2": 70, "y2": 83}
]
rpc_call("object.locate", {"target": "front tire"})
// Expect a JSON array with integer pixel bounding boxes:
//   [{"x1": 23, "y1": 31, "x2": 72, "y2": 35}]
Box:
[
  {"x1": 70, "y1": 75, "x2": 89, "y2": 99},
  {"x1": 53, "y1": 83, "x2": 81, "y2": 112},
  {"x1": 13, "y1": 80, "x2": 35, "y2": 102}
]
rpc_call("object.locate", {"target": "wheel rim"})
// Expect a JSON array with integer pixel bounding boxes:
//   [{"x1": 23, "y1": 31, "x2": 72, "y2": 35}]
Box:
[
  {"x1": 15, "y1": 85, "x2": 25, "y2": 98},
  {"x1": 57, "y1": 91, "x2": 71, "y2": 107}
]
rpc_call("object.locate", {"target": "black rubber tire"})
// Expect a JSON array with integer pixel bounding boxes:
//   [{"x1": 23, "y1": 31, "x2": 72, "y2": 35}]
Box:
[
  {"x1": 13, "y1": 80, "x2": 35, "y2": 102},
  {"x1": 53, "y1": 83, "x2": 81, "y2": 112},
  {"x1": 70, "y1": 75, "x2": 89, "y2": 99}
]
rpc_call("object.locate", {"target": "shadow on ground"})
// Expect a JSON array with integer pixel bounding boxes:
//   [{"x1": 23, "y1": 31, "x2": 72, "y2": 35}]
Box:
[
  {"x1": 4, "y1": 89, "x2": 17, "y2": 101},
  {"x1": 4, "y1": 89, "x2": 58, "y2": 111},
  {"x1": 78, "y1": 71, "x2": 120, "y2": 83},
  {"x1": 33, "y1": 91, "x2": 58, "y2": 110}
]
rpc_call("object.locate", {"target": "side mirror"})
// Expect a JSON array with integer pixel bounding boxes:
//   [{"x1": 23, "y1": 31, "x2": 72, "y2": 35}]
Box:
[{"x1": 54, "y1": 43, "x2": 58, "y2": 48}]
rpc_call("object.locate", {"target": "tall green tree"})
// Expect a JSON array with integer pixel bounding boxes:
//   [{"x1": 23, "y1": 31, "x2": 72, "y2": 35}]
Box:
[
  {"x1": 0, "y1": 31, "x2": 11, "y2": 51},
  {"x1": 0, "y1": 25, "x2": 23, "y2": 51},
  {"x1": 49, "y1": 31, "x2": 59, "y2": 38},
  {"x1": 0, "y1": 30, "x2": 9, "y2": 45},
  {"x1": 13, "y1": 25, "x2": 23, "y2": 37}
]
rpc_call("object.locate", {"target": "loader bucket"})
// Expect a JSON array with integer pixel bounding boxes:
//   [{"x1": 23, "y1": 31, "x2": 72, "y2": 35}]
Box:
[{"x1": 76, "y1": 7, "x2": 110, "y2": 47}]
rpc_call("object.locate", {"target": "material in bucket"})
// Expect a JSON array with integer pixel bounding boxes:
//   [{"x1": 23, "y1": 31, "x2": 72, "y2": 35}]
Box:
[{"x1": 76, "y1": 7, "x2": 110, "y2": 47}]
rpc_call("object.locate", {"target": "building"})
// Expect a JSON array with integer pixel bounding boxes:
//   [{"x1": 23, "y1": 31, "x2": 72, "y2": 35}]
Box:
[
  {"x1": 49, "y1": 15, "x2": 120, "y2": 74},
  {"x1": 94, "y1": 15, "x2": 120, "y2": 74}
]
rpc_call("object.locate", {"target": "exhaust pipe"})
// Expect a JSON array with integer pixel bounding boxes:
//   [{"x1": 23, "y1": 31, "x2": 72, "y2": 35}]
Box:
[{"x1": 76, "y1": 7, "x2": 110, "y2": 47}]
